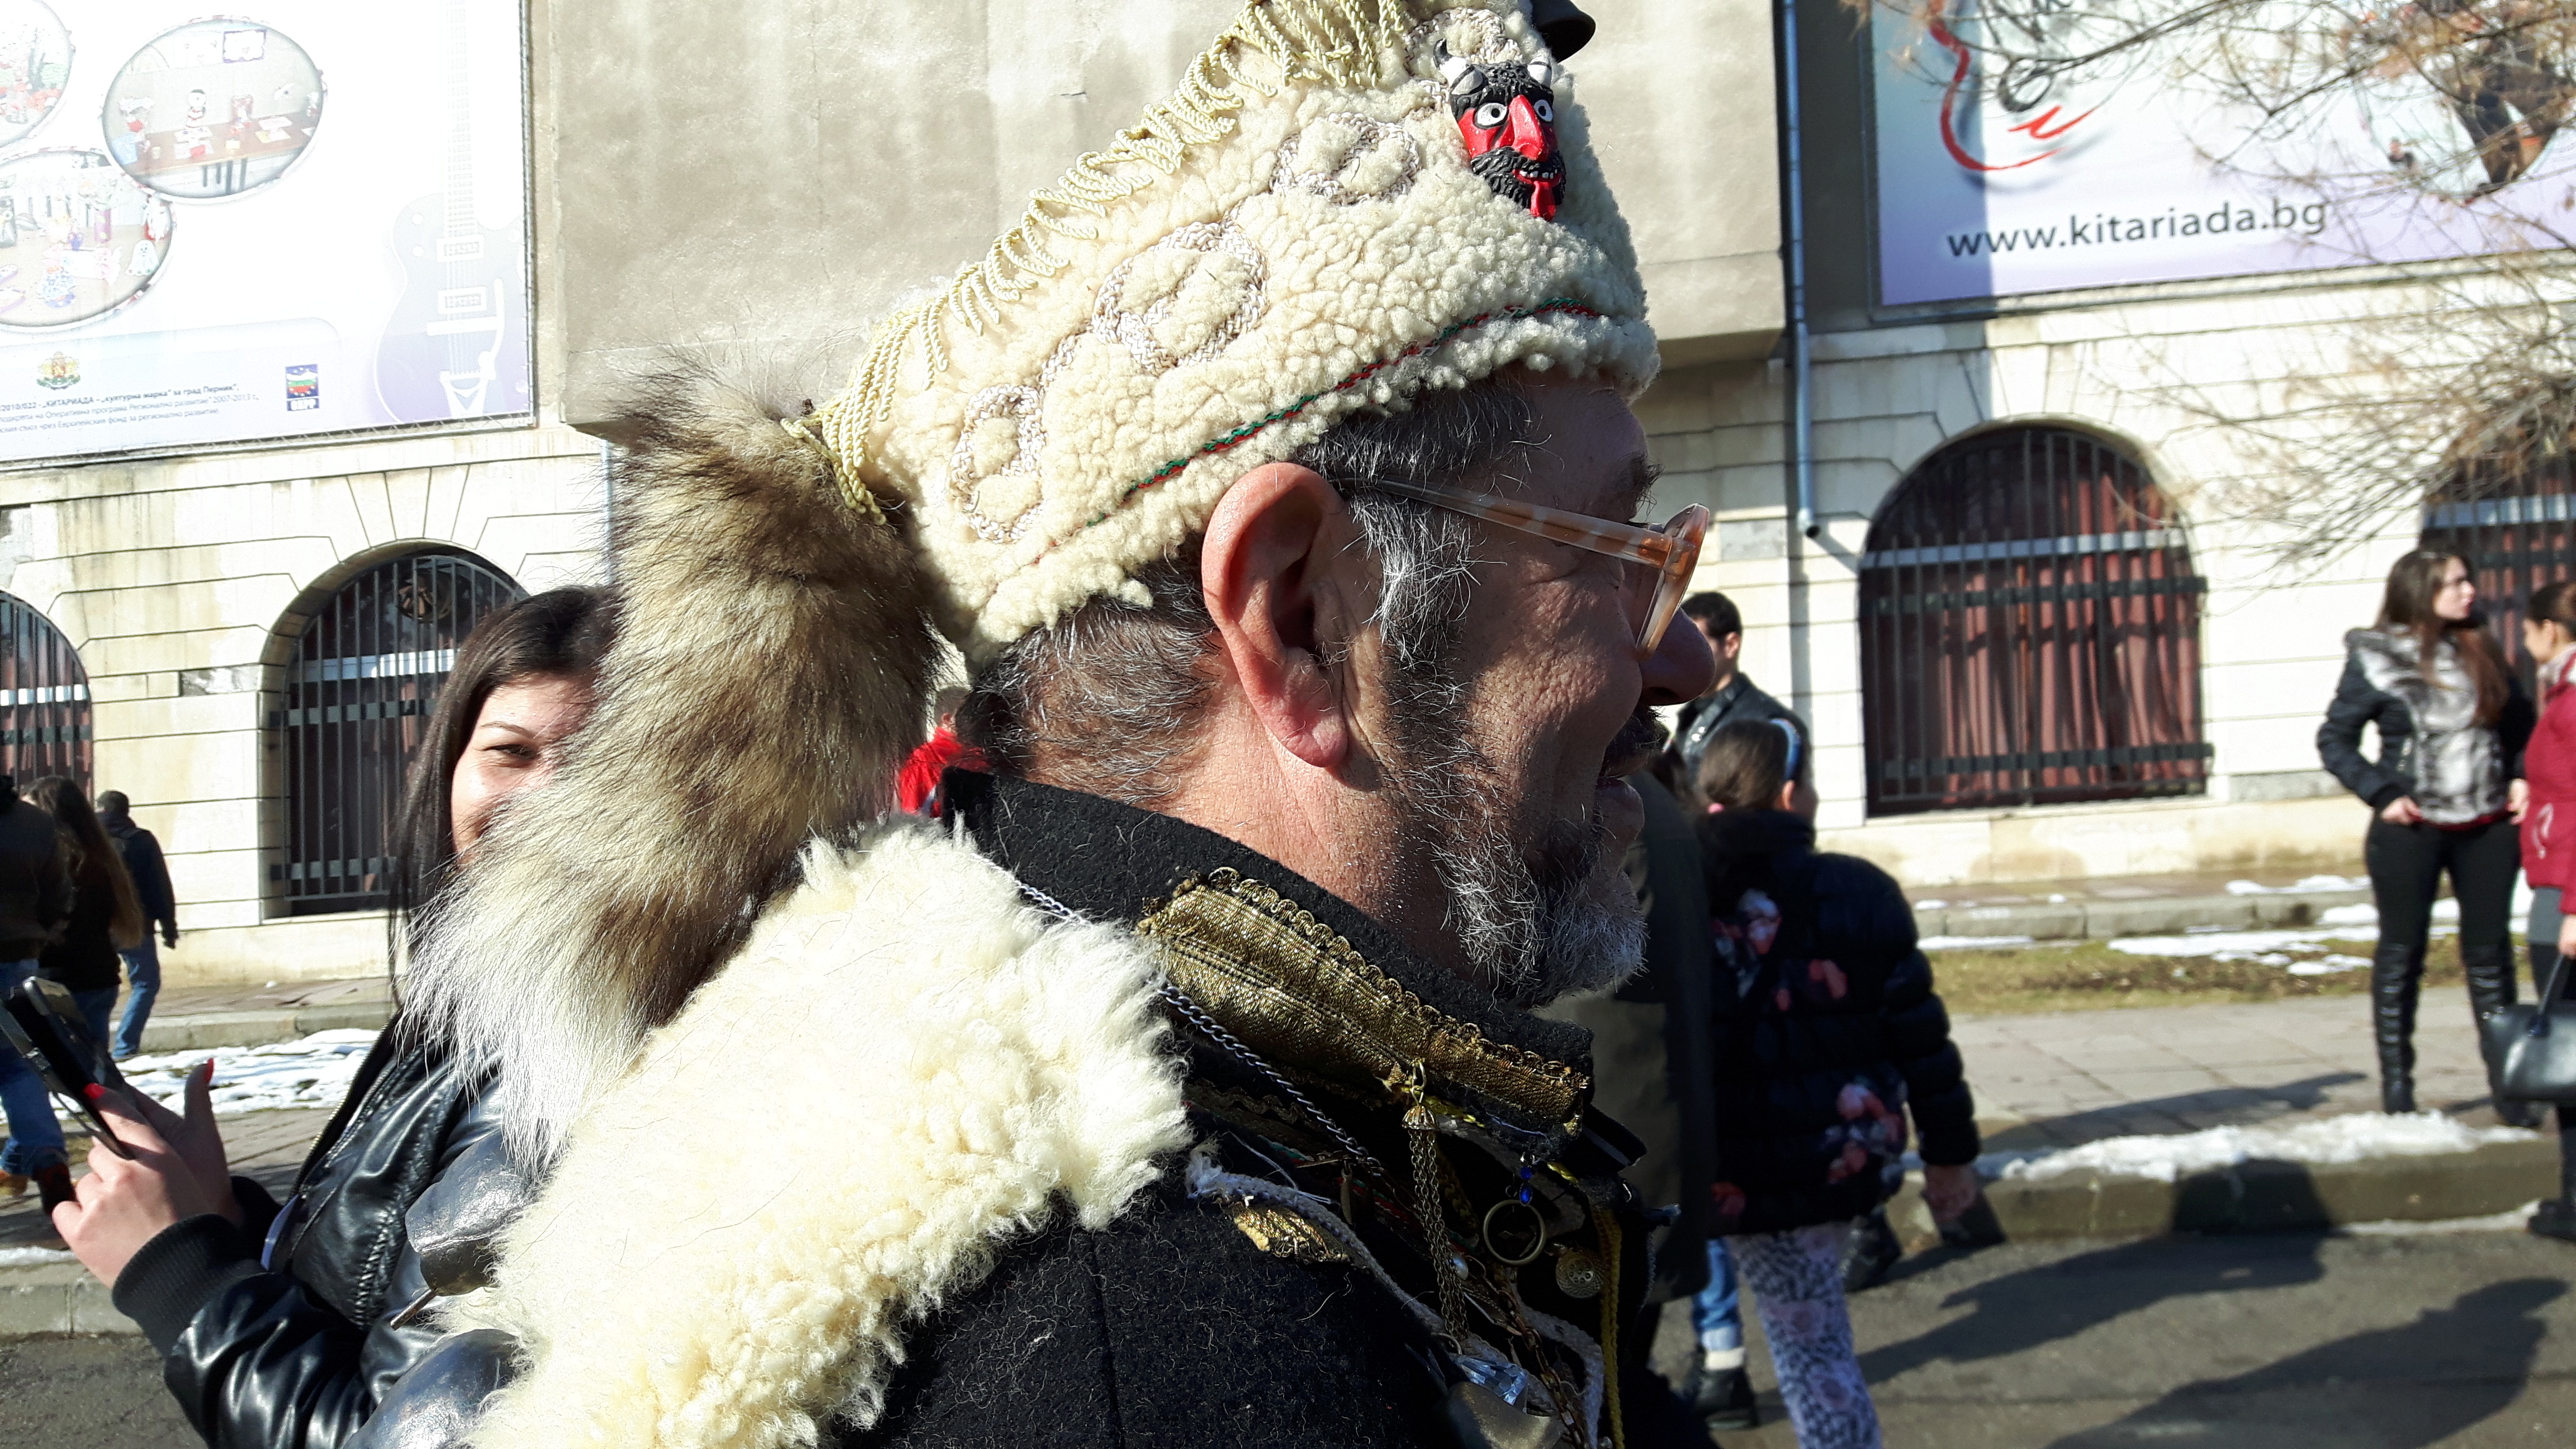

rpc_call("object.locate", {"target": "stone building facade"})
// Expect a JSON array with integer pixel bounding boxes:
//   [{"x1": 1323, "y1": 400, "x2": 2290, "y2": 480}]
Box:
[{"x1": 1, "y1": 0, "x2": 1784, "y2": 989}]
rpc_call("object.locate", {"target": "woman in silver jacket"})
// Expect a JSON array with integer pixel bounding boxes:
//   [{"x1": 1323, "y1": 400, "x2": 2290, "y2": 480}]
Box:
[{"x1": 2318, "y1": 550, "x2": 2535, "y2": 1118}]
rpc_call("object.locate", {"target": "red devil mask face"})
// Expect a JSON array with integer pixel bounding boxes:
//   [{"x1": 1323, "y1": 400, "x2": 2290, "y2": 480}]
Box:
[{"x1": 1438, "y1": 44, "x2": 1566, "y2": 220}]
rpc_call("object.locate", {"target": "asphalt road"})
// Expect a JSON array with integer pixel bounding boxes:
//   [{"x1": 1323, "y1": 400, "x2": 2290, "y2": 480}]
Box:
[
  {"x1": 1677, "y1": 1225, "x2": 2576, "y2": 1447},
  {"x1": 4, "y1": 1227, "x2": 2573, "y2": 1447}
]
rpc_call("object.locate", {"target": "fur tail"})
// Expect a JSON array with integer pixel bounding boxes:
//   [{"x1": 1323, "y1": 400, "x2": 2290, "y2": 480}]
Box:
[{"x1": 409, "y1": 368, "x2": 943, "y2": 1166}]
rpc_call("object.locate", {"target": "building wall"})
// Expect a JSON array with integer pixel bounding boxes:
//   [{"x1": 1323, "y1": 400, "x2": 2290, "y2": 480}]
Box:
[
  {"x1": 530, "y1": 0, "x2": 1787, "y2": 425},
  {"x1": 1631, "y1": 281, "x2": 2435, "y2": 886},
  {"x1": 0, "y1": 425, "x2": 605, "y2": 987}
]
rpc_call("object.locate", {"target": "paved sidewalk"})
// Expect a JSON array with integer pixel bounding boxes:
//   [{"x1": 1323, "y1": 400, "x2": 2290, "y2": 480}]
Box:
[
  {"x1": 1911, "y1": 863, "x2": 2375, "y2": 943},
  {"x1": 1959, "y1": 995, "x2": 2507, "y2": 1155}
]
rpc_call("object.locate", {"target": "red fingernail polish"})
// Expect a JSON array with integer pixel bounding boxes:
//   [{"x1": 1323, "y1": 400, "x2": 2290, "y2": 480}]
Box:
[{"x1": 83, "y1": 1083, "x2": 106, "y2": 1101}]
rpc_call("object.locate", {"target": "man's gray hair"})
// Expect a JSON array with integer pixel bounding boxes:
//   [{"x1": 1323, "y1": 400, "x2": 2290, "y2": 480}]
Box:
[{"x1": 956, "y1": 382, "x2": 1535, "y2": 804}]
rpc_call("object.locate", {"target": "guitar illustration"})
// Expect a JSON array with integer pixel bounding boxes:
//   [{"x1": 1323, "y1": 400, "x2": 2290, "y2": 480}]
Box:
[{"x1": 375, "y1": 0, "x2": 523, "y2": 421}]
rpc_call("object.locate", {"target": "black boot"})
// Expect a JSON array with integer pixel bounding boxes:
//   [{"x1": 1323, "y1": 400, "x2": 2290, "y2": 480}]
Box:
[
  {"x1": 2373, "y1": 941, "x2": 2422, "y2": 1113},
  {"x1": 2471, "y1": 943, "x2": 2545, "y2": 1127},
  {"x1": 1841, "y1": 1207, "x2": 1904, "y2": 1293},
  {"x1": 1678, "y1": 1359, "x2": 1759, "y2": 1429}
]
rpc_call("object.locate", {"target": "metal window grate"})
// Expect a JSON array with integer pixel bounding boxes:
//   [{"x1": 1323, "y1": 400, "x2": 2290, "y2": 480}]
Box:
[
  {"x1": 280, "y1": 552, "x2": 521, "y2": 915},
  {"x1": 1858, "y1": 428, "x2": 2211, "y2": 816},
  {"x1": 2419, "y1": 432, "x2": 2576, "y2": 692},
  {"x1": 0, "y1": 592, "x2": 90, "y2": 788}
]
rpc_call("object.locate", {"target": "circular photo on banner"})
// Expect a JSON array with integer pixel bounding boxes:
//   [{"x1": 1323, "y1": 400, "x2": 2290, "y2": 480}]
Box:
[
  {"x1": 104, "y1": 18, "x2": 323, "y2": 200},
  {"x1": 0, "y1": 2, "x2": 72, "y2": 148},
  {"x1": 0, "y1": 149, "x2": 173, "y2": 328}
]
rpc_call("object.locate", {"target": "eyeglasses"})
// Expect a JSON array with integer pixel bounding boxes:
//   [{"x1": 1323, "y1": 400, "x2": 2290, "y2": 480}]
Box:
[{"x1": 1359, "y1": 477, "x2": 1710, "y2": 652}]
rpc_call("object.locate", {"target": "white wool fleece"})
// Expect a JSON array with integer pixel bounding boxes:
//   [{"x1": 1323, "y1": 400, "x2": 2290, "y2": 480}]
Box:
[{"x1": 450, "y1": 820, "x2": 1191, "y2": 1449}]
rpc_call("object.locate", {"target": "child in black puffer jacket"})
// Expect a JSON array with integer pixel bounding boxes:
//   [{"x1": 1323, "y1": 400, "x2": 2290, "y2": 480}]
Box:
[{"x1": 1685, "y1": 718, "x2": 1981, "y2": 1449}]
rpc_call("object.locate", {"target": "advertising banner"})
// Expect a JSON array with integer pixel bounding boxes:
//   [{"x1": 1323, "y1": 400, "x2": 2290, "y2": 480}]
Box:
[
  {"x1": 0, "y1": 1, "x2": 527, "y2": 464},
  {"x1": 1871, "y1": 2, "x2": 2576, "y2": 306}
]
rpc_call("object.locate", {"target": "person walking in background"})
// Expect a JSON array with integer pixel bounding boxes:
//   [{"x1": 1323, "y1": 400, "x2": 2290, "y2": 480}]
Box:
[
  {"x1": 2510, "y1": 578, "x2": 2576, "y2": 1240},
  {"x1": 2319, "y1": 550, "x2": 2536, "y2": 1117},
  {"x1": 1670, "y1": 591, "x2": 1808, "y2": 786},
  {"x1": 1690, "y1": 718, "x2": 1982, "y2": 1449},
  {"x1": 26, "y1": 776, "x2": 145, "y2": 1053},
  {"x1": 96, "y1": 790, "x2": 177, "y2": 1059},
  {"x1": 0, "y1": 772, "x2": 73, "y2": 1205}
]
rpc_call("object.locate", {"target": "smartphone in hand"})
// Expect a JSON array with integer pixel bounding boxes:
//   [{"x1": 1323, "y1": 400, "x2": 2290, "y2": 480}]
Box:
[{"x1": 0, "y1": 977, "x2": 134, "y2": 1158}]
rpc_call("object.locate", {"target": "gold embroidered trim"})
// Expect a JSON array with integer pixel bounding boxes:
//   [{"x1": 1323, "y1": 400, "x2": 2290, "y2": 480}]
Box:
[
  {"x1": 1223, "y1": 1199, "x2": 1354, "y2": 1265},
  {"x1": 1137, "y1": 868, "x2": 1587, "y2": 1127}
]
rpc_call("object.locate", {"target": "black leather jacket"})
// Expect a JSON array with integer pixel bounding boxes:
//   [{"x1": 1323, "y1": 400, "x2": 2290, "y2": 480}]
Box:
[
  {"x1": 2317, "y1": 627, "x2": 2533, "y2": 819},
  {"x1": 112, "y1": 1023, "x2": 497, "y2": 1449}
]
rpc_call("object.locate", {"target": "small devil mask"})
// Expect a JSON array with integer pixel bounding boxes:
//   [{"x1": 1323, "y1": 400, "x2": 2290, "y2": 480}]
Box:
[{"x1": 1437, "y1": 43, "x2": 1566, "y2": 220}]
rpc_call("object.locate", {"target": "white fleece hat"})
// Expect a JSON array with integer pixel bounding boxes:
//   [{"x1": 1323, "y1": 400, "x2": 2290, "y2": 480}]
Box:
[{"x1": 806, "y1": 0, "x2": 1656, "y2": 664}]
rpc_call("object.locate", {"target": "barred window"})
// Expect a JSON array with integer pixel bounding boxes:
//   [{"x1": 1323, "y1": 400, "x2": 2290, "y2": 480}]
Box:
[
  {"x1": 1859, "y1": 427, "x2": 2210, "y2": 816},
  {"x1": 0, "y1": 591, "x2": 89, "y2": 788},
  {"x1": 2419, "y1": 404, "x2": 2576, "y2": 684},
  {"x1": 279, "y1": 551, "x2": 521, "y2": 915}
]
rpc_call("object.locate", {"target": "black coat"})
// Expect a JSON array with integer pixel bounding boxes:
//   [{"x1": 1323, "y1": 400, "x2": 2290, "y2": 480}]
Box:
[
  {"x1": 1670, "y1": 675, "x2": 1806, "y2": 785},
  {"x1": 40, "y1": 845, "x2": 125, "y2": 991},
  {"x1": 112, "y1": 1025, "x2": 497, "y2": 1449},
  {"x1": 1696, "y1": 810, "x2": 1977, "y2": 1237},
  {"x1": 0, "y1": 796, "x2": 69, "y2": 962},
  {"x1": 847, "y1": 773, "x2": 1706, "y2": 1449},
  {"x1": 1538, "y1": 773, "x2": 1718, "y2": 1301},
  {"x1": 106, "y1": 816, "x2": 177, "y2": 931}
]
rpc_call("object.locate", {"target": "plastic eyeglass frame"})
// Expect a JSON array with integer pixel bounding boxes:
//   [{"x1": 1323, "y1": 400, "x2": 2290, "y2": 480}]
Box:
[{"x1": 1360, "y1": 477, "x2": 1711, "y2": 652}]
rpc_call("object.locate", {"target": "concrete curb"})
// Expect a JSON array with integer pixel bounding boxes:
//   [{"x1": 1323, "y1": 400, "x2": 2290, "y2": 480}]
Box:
[
  {"x1": 7, "y1": 1139, "x2": 2556, "y2": 1339},
  {"x1": 0, "y1": 1261, "x2": 135, "y2": 1339},
  {"x1": 1916, "y1": 887, "x2": 2374, "y2": 943},
  {"x1": 1877, "y1": 1138, "x2": 2556, "y2": 1251},
  {"x1": 134, "y1": 1000, "x2": 391, "y2": 1055}
]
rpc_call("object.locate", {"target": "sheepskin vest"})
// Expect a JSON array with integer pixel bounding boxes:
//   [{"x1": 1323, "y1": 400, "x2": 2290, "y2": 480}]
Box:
[{"x1": 446, "y1": 775, "x2": 1682, "y2": 1449}]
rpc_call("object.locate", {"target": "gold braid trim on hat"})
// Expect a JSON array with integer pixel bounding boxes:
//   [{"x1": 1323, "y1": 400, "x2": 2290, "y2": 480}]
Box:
[{"x1": 809, "y1": 0, "x2": 1417, "y2": 513}]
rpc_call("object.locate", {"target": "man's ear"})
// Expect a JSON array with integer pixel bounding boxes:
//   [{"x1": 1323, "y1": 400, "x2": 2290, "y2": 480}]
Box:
[{"x1": 1201, "y1": 462, "x2": 1356, "y2": 770}]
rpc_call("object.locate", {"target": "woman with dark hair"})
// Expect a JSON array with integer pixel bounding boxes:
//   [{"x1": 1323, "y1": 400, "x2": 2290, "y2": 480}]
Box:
[
  {"x1": 2319, "y1": 550, "x2": 2535, "y2": 1117},
  {"x1": 1684, "y1": 718, "x2": 1980, "y2": 1449},
  {"x1": 47, "y1": 585, "x2": 614, "y2": 1449},
  {"x1": 27, "y1": 774, "x2": 147, "y2": 1049},
  {"x1": 2512, "y1": 577, "x2": 2576, "y2": 1241}
]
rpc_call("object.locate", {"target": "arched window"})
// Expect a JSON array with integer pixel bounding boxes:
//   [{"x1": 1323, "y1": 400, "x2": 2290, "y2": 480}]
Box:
[
  {"x1": 2419, "y1": 397, "x2": 2576, "y2": 683},
  {"x1": 0, "y1": 591, "x2": 89, "y2": 787},
  {"x1": 281, "y1": 551, "x2": 522, "y2": 915},
  {"x1": 1859, "y1": 427, "x2": 2210, "y2": 816}
]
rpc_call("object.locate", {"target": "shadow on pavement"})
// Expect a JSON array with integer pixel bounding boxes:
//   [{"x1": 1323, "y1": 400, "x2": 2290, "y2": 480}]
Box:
[
  {"x1": 1860, "y1": 1233, "x2": 2329, "y2": 1384},
  {"x1": 2044, "y1": 1277, "x2": 2565, "y2": 1448},
  {"x1": 1982, "y1": 1071, "x2": 2367, "y2": 1153}
]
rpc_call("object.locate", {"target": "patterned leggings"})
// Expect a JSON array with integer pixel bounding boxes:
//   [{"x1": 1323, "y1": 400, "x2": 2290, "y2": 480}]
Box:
[{"x1": 1731, "y1": 1223, "x2": 1883, "y2": 1449}]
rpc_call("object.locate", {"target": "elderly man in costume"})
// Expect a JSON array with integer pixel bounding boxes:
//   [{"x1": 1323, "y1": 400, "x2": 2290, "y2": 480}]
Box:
[{"x1": 387, "y1": 3, "x2": 1721, "y2": 1446}]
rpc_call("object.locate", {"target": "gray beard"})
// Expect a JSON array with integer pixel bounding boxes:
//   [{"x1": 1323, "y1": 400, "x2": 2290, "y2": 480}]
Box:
[{"x1": 1380, "y1": 669, "x2": 1644, "y2": 1008}]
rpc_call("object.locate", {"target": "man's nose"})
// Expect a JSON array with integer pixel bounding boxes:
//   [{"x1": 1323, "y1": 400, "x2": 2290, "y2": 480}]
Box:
[
  {"x1": 1505, "y1": 96, "x2": 1550, "y2": 160},
  {"x1": 1641, "y1": 608, "x2": 1716, "y2": 707}
]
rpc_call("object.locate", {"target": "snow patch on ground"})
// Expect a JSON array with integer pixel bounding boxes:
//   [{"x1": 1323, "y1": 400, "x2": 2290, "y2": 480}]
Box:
[
  {"x1": 1988, "y1": 1113, "x2": 2536, "y2": 1185},
  {"x1": 2288, "y1": 954, "x2": 2371, "y2": 977},
  {"x1": 2225, "y1": 875, "x2": 2370, "y2": 896},
  {"x1": 119, "y1": 1030, "x2": 378, "y2": 1115},
  {"x1": 2340, "y1": 1202, "x2": 2540, "y2": 1236},
  {"x1": 1919, "y1": 934, "x2": 2037, "y2": 951},
  {"x1": 0, "y1": 1246, "x2": 76, "y2": 1267}
]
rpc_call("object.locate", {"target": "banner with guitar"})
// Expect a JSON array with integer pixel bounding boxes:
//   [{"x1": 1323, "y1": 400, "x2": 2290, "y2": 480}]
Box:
[{"x1": 0, "y1": 1, "x2": 528, "y2": 463}]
